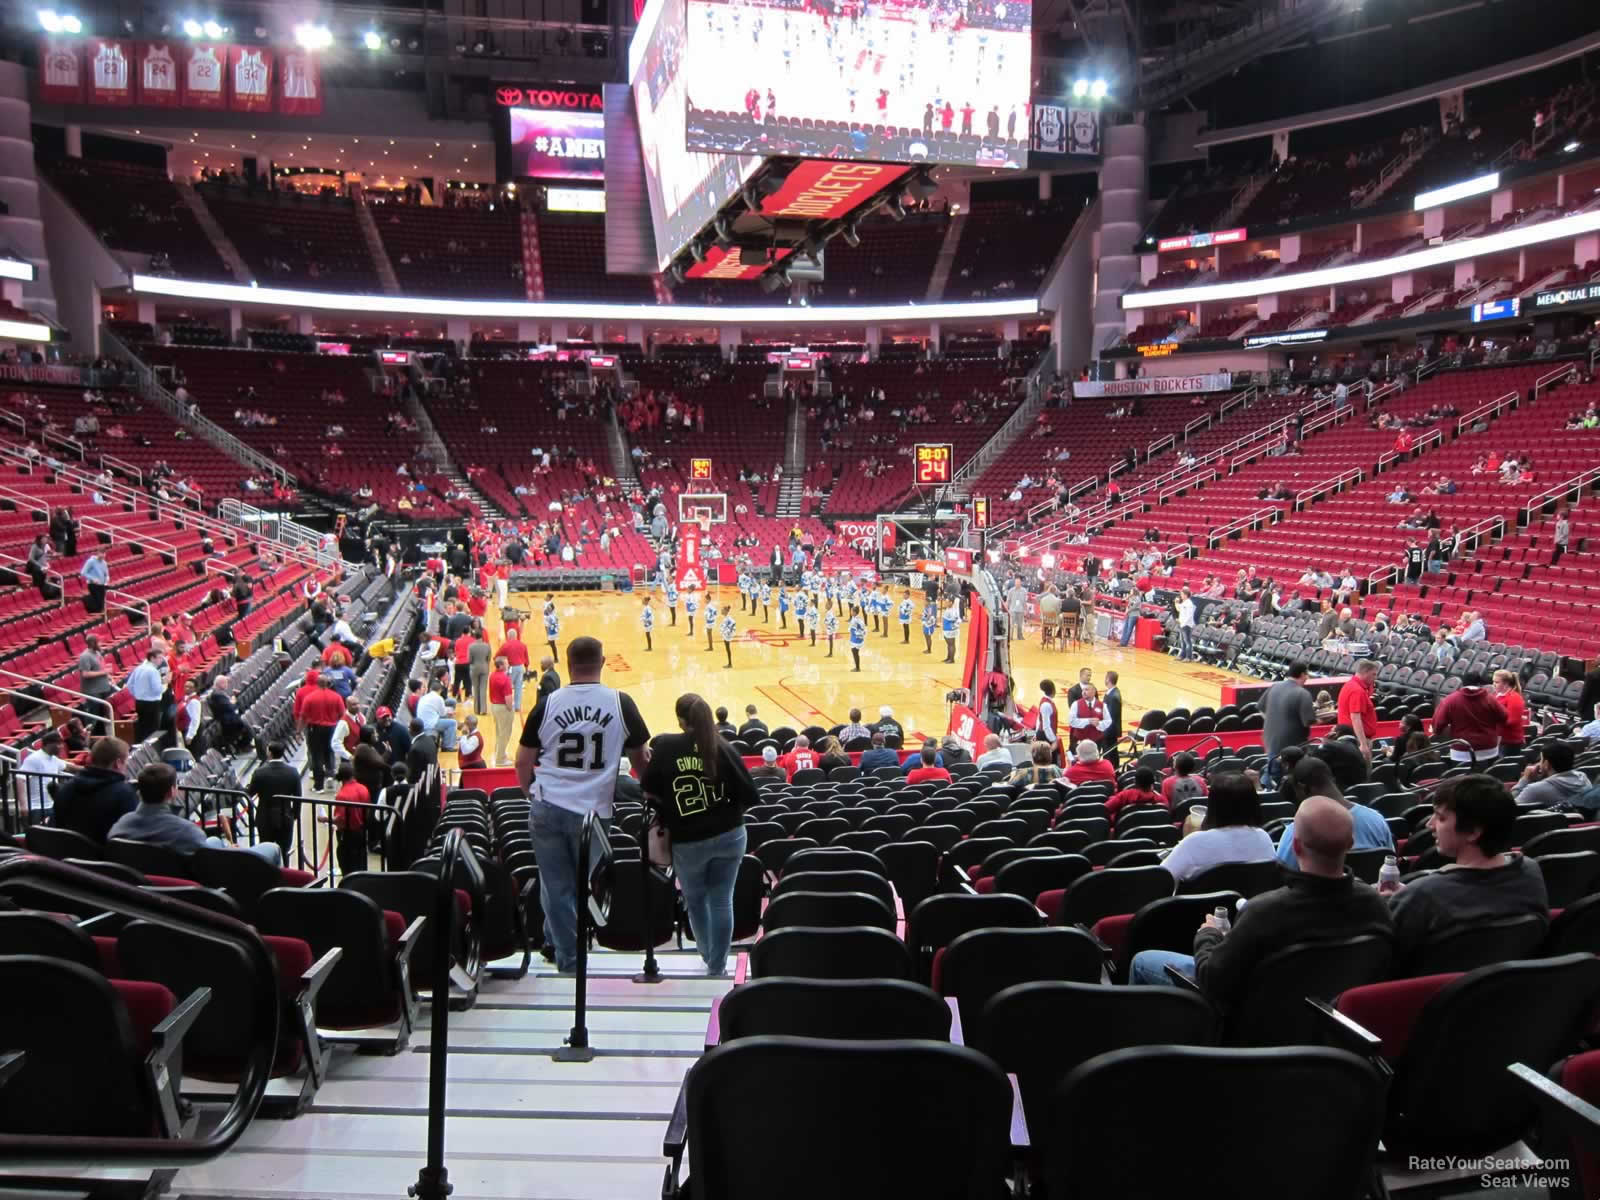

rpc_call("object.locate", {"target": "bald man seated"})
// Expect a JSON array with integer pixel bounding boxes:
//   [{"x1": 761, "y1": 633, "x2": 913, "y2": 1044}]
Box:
[{"x1": 1129, "y1": 792, "x2": 1392, "y2": 1009}]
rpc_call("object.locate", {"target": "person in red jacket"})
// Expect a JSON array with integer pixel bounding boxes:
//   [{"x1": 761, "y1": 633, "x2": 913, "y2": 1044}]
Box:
[
  {"x1": 905, "y1": 743, "x2": 952, "y2": 786},
  {"x1": 291, "y1": 669, "x2": 321, "y2": 726},
  {"x1": 777, "y1": 736, "x2": 819, "y2": 780},
  {"x1": 466, "y1": 589, "x2": 488, "y2": 619},
  {"x1": 297, "y1": 672, "x2": 347, "y2": 793},
  {"x1": 331, "y1": 762, "x2": 369, "y2": 876},
  {"x1": 1106, "y1": 767, "x2": 1167, "y2": 828},
  {"x1": 1493, "y1": 669, "x2": 1527, "y2": 751},
  {"x1": 1065, "y1": 740, "x2": 1118, "y2": 786}
]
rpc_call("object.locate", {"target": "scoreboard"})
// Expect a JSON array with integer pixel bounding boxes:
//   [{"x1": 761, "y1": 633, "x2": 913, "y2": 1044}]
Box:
[
  {"x1": 914, "y1": 443, "x2": 954, "y2": 486},
  {"x1": 690, "y1": 457, "x2": 713, "y2": 482}
]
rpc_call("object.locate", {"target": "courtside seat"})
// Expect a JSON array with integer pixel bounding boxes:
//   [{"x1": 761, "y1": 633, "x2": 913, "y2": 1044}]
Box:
[
  {"x1": 116, "y1": 920, "x2": 341, "y2": 1116},
  {"x1": 256, "y1": 887, "x2": 424, "y2": 1052}
]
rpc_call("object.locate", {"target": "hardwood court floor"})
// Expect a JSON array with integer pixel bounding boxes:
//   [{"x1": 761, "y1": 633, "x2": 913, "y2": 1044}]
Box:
[{"x1": 446, "y1": 589, "x2": 1248, "y2": 764}]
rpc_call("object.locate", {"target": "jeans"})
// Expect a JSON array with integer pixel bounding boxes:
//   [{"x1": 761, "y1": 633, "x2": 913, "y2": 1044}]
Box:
[
  {"x1": 204, "y1": 836, "x2": 283, "y2": 866},
  {"x1": 530, "y1": 800, "x2": 589, "y2": 971},
  {"x1": 1120, "y1": 606, "x2": 1140, "y2": 647},
  {"x1": 1178, "y1": 626, "x2": 1194, "y2": 660},
  {"x1": 508, "y1": 665, "x2": 526, "y2": 711},
  {"x1": 305, "y1": 724, "x2": 336, "y2": 790},
  {"x1": 672, "y1": 825, "x2": 747, "y2": 975},
  {"x1": 1130, "y1": 949, "x2": 1195, "y2": 986},
  {"x1": 423, "y1": 716, "x2": 459, "y2": 751}
]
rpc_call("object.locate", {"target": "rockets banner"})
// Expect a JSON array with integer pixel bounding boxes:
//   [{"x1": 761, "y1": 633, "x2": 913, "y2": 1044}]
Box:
[{"x1": 37, "y1": 39, "x2": 320, "y2": 114}]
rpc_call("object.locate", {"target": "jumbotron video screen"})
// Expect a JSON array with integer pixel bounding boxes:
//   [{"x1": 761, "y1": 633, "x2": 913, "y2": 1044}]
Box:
[{"x1": 683, "y1": 0, "x2": 1031, "y2": 168}]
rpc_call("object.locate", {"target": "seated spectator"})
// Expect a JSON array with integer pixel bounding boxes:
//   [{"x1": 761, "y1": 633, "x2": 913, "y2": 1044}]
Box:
[
  {"x1": 750, "y1": 745, "x2": 787, "y2": 781},
  {"x1": 50, "y1": 736, "x2": 136, "y2": 842},
  {"x1": 1312, "y1": 728, "x2": 1371, "y2": 792},
  {"x1": 975, "y1": 734, "x2": 1013, "y2": 771},
  {"x1": 856, "y1": 730, "x2": 900, "y2": 771},
  {"x1": 901, "y1": 741, "x2": 944, "y2": 775},
  {"x1": 415, "y1": 680, "x2": 459, "y2": 751},
  {"x1": 1511, "y1": 740, "x2": 1592, "y2": 810},
  {"x1": 456, "y1": 715, "x2": 487, "y2": 771},
  {"x1": 777, "y1": 735, "x2": 819, "y2": 780},
  {"x1": 1578, "y1": 704, "x2": 1600, "y2": 741},
  {"x1": 1275, "y1": 756, "x2": 1392, "y2": 869},
  {"x1": 815, "y1": 736, "x2": 852, "y2": 773},
  {"x1": 1161, "y1": 753, "x2": 1208, "y2": 804},
  {"x1": 1008, "y1": 740, "x2": 1062, "y2": 787},
  {"x1": 1106, "y1": 767, "x2": 1166, "y2": 826},
  {"x1": 938, "y1": 735, "x2": 971, "y2": 767},
  {"x1": 111, "y1": 762, "x2": 282, "y2": 864},
  {"x1": 1065, "y1": 739, "x2": 1117, "y2": 786},
  {"x1": 905, "y1": 743, "x2": 952, "y2": 786},
  {"x1": 1130, "y1": 794, "x2": 1391, "y2": 1001},
  {"x1": 1387, "y1": 776, "x2": 1548, "y2": 964},
  {"x1": 206, "y1": 675, "x2": 261, "y2": 756},
  {"x1": 1160, "y1": 772, "x2": 1278, "y2": 883}
]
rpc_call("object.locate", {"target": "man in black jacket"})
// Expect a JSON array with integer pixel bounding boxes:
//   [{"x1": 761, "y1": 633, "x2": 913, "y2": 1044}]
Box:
[
  {"x1": 737, "y1": 705, "x2": 768, "y2": 741},
  {"x1": 1103, "y1": 670, "x2": 1124, "y2": 767},
  {"x1": 375, "y1": 706, "x2": 411, "y2": 764},
  {"x1": 51, "y1": 736, "x2": 137, "y2": 843},
  {"x1": 247, "y1": 741, "x2": 301, "y2": 862},
  {"x1": 1129, "y1": 795, "x2": 1391, "y2": 1012}
]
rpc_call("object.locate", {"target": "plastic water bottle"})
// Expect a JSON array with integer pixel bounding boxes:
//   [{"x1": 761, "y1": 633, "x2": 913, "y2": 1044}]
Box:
[
  {"x1": 1211, "y1": 905, "x2": 1231, "y2": 935},
  {"x1": 1378, "y1": 855, "x2": 1401, "y2": 894}
]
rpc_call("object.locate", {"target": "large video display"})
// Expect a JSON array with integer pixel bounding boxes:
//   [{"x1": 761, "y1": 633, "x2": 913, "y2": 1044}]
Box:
[
  {"x1": 631, "y1": 0, "x2": 759, "y2": 271},
  {"x1": 508, "y1": 107, "x2": 606, "y2": 181},
  {"x1": 682, "y1": 0, "x2": 1031, "y2": 168}
]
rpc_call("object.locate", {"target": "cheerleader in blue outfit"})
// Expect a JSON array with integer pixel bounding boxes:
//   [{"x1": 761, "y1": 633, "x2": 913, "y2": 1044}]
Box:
[
  {"x1": 685, "y1": 590, "x2": 699, "y2": 637},
  {"x1": 898, "y1": 591, "x2": 914, "y2": 643},
  {"x1": 921, "y1": 600, "x2": 937, "y2": 654},
  {"x1": 848, "y1": 612, "x2": 867, "y2": 672},
  {"x1": 824, "y1": 606, "x2": 838, "y2": 657}
]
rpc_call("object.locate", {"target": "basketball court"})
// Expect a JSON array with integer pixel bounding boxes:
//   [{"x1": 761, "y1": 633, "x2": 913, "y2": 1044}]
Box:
[{"x1": 442, "y1": 586, "x2": 1238, "y2": 766}]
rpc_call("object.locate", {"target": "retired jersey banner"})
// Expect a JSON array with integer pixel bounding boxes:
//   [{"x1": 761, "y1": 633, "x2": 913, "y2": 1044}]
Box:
[
  {"x1": 182, "y1": 43, "x2": 226, "y2": 109},
  {"x1": 87, "y1": 39, "x2": 134, "y2": 105},
  {"x1": 277, "y1": 48, "x2": 322, "y2": 115},
  {"x1": 37, "y1": 38, "x2": 83, "y2": 103},
  {"x1": 1071, "y1": 372, "x2": 1234, "y2": 399},
  {"x1": 137, "y1": 41, "x2": 181, "y2": 106},
  {"x1": 1031, "y1": 104, "x2": 1101, "y2": 158},
  {"x1": 228, "y1": 45, "x2": 273, "y2": 112}
]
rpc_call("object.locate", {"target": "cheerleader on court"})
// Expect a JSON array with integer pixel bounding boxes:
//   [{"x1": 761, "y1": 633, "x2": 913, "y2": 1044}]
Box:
[
  {"x1": 719, "y1": 606, "x2": 737, "y2": 668},
  {"x1": 777, "y1": 585, "x2": 790, "y2": 629},
  {"x1": 543, "y1": 595, "x2": 560, "y2": 659},
  {"x1": 641, "y1": 596, "x2": 655, "y2": 651},
  {"x1": 664, "y1": 579, "x2": 678, "y2": 625},
  {"x1": 706, "y1": 600, "x2": 717, "y2": 651},
  {"x1": 685, "y1": 590, "x2": 699, "y2": 637},
  {"x1": 794, "y1": 587, "x2": 809, "y2": 641},
  {"x1": 759, "y1": 579, "x2": 772, "y2": 623},
  {"x1": 921, "y1": 599, "x2": 937, "y2": 654},
  {"x1": 898, "y1": 591, "x2": 914, "y2": 643},
  {"x1": 848, "y1": 611, "x2": 867, "y2": 672},
  {"x1": 824, "y1": 606, "x2": 838, "y2": 656}
]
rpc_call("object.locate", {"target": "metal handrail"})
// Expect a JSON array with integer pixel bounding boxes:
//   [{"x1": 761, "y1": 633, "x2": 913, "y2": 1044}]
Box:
[
  {"x1": 1375, "y1": 428, "x2": 1443, "y2": 472},
  {"x1": 1519, "y1": 465, "x2": 1600, "y2": 524},
  {"x1": 0, "y1": 550, "x2": 65, "y2": 608},
  {"x1": 1206, "y1": 505, "x2": 1280, "y2": 548},
  {"x1": 79, "y1": 513, "x2": 178, "y2": 563},
  {"x1": 1455, "y1": 389, "x2": 1520, "y2": 436},
  {"x1": 1294, "y1": 468, "x2": 1364, "y2": 509},
  {"x1": 0, "y1": 666, "x2": 115, "y2": 726},
  {"x1": 41, "y1": 429, "x2": 85, "y2": 462},
  {"x1": 1146, "y1": 433, "x2": 1176, "y2": 458},
  {"x1": 0, "y1": 483, "x2": 49, "y2": 521},
  {"x1": 99, "y1": 453, "x2": 143, "y2": 485},
  {"x1": 1533, "y1": 363, "x2": 1579, "y2": 405},
  {"x1": 1159, "y1": 468, "x2": 1217, "y2": 503},
  {"x1": 103, "y1": 585, "x2": 152, "y2": 626},
  {"x1": 0, "y1": 855, "x2": 274, "y2": 1169}
]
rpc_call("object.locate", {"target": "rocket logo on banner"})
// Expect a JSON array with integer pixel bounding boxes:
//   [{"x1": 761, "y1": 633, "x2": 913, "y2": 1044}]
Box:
[
  {"x1": 39, "y1": 37, "x2": 83, "y2": 102},
  {"x1": 229, "y1": 46, "x2": 272, "y2": 112},
  {"x1": 137, "y1": 42, "x2": 179, "y2": 107},
  {"x1": 88, "y1": 39, "x2": 133, "y2": 105},
  {"x1": 183, "y1": 43, "x2": 226, "y2": 109}
]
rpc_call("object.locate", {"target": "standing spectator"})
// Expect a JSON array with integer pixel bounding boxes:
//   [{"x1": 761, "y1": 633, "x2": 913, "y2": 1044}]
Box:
[
  {"x1": 1174, "y1": 587, "x2": 1197, "y2": 661},
  {"x1": 537, "y1": 655, "x2": 560, "y2": 699},
  {"x1": 642, "y1": 693, "x2": 756, "y2": 976},
  {"x1": 468, "y1": 628, "x2": 493, "y2": 716},
  {"x1": 248, "y1": 741, "x2": 301, "y2": 864},
  {"x1": 76, "y1": 634, "x2": 115, "y2": 735},
  {"x1": 375, "y1": 706, "x2": 411, "y2": 764},
  {"x1": 1262, "y1": 662, "x2": 1316, "y2": 783},
  {"x1": 451, "y1": 625, "x2": 474, "y2": 701},
  {"x1": 230, "y1": 571, "x2": 253, "y2": 618},
  {"x1": 1553, "y1": 509, "x2": 1571, "y2": 564},
  {"x1": 298, "y1": 671, "x2": 347, "y2": 793},
  {"x1": 330, "y1": 763, "x2": 369, "y2": 876},
  {"x1": 1336, "y1": 660, "x2": 1379, "y2": 762},
  {"x1": 498, "y1": 627, "x2": 531, "y2": 710},
  {"x1": 406, "y1": 719, "x2": 439, "y2": 782},
  {"x1": 127, "y1": 648, "x2": 167, "y2": 742},
  {"x1": 1432, "y1": 671, "x2": 1507, "y2": 765},
  {"x1": 1103, "y1": 670, "x2": 1124, "y2": 768},
  {"x1": 1494, "y1": 670, "x2": 1527, "y2": 753},
  {"x1": 489, "y1": 656, "x2": 515, "y2": 766},
  {"x1": 18, "y1": 730, "x2": 69, "y2": 818},
  {"x1": 80, "y1": 550, "x2": 109, "y2": 615},
  {"x1": 515, "y1": 637, "x2": 649, "y2": 974}
]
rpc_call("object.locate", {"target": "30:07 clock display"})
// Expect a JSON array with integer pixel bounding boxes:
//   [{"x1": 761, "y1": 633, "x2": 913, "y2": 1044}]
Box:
[{"x1": 914, "y1": 443, "x2": 953, "y2": 485}]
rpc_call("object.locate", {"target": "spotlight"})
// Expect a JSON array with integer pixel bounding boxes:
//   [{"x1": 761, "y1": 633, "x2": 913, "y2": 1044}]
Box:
[
  {"x1": 363, "y1": 30, "x2": 382, "y2": 49},
  {"x1": 294, "y1": 22, "x2": 332, "y2": 49},
  {"x1": 1565, "y1": 140, "x2": 1581, "y2": 153},
  {"x1": 62, "y1": 13, "x2": 82, "y2": 32},
  {"x1": 202, "y1": 19, "x2": 221, "y2": 37},
  {"x1": 389, "y1": 35, "x2": 400, "y2": 48},
  {"x1": 182, "y1": 18, "x2": 202, "y2": 36},
  {"x1": 37, "y1": 9, "x2": 63, "y2": 32},
  {"x1": 1072, "y1": 78, "x2": 1088, "y2": 98},
  {"x1": 1090, "y1": 78, "x2": 1107, "y2": 100}
]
